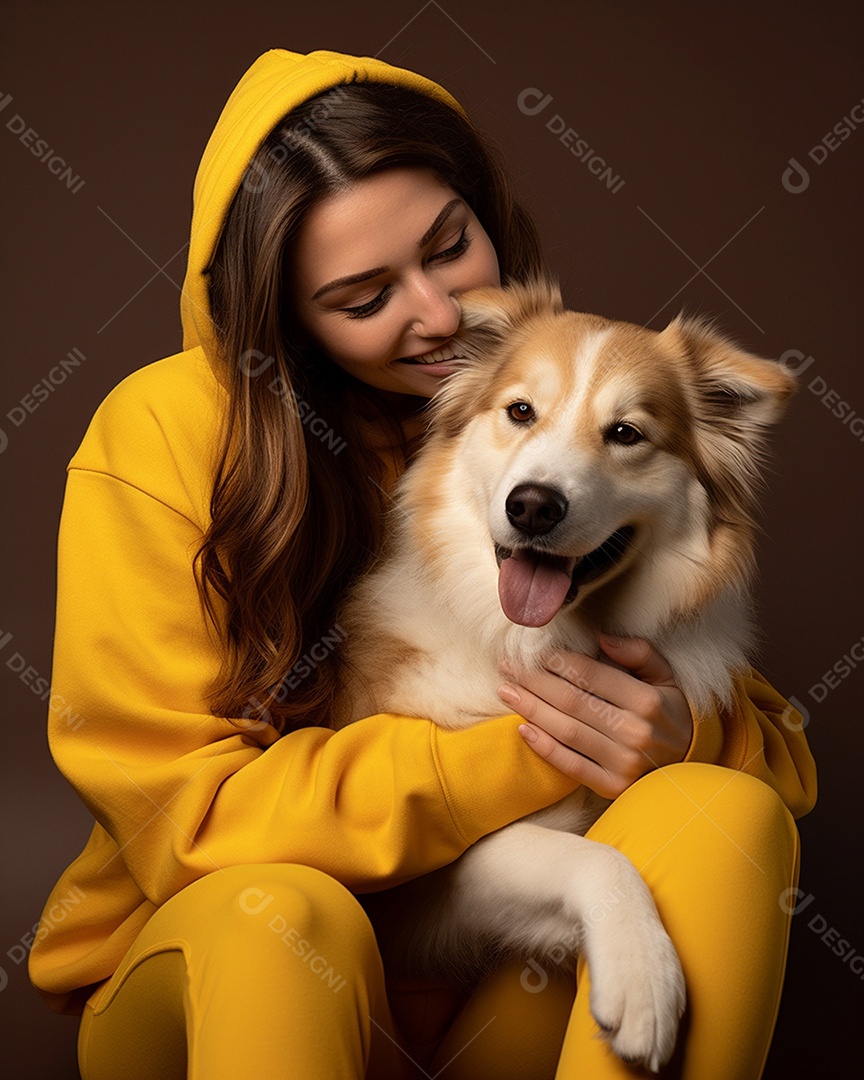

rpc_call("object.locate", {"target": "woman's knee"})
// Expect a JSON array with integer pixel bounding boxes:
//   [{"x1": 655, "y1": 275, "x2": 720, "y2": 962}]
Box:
[
  {"x1": 589, "y1": 763, "x2": 799, "y2": 877},
  {"x1": 157, "y1": 862, "x2": 380, "y2": 961},
  {"x1": 625, "y1": 762, "x2": 791, "y2": 825}
]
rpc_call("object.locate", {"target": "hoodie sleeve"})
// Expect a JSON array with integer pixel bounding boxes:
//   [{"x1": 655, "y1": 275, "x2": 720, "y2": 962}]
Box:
[
  {"x1": 46, "y1": 367, "x2": 581, "y2": 909},
  {"x1": 682, "y1": 669, "x2": 817, "y2": 820}
]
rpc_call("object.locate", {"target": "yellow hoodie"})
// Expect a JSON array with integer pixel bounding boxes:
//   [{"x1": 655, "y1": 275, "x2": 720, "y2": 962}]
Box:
[{"x1": 28, "y1": 48, "x2": 817, "y2": 1016}]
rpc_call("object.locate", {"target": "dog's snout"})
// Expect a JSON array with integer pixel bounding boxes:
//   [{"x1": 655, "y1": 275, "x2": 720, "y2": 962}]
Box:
[{"x1": 505, "y1": 483, "x2": 568, "y2": 537}]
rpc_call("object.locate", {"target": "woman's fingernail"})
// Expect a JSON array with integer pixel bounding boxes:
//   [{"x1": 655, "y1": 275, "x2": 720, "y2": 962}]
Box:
[
  {"x1": 518, "y1": 723, "x2": 537, "y2": 743},
  {"x1": 497, "y1": 683, "x2": 521, "y2": 706},
  {"x1": 601, "y1": 632, "x2": 624, "y2": 647}
]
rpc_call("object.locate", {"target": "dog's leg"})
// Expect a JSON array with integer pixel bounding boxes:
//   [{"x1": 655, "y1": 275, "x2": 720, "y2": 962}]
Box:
[{"x1": 380, "y1": 820, "x2": 686, "y2": 1073}]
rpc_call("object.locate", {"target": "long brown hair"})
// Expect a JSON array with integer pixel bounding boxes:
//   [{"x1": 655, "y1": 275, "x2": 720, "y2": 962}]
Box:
[{"x1": 195, "y1": 78, "x2": 548, "y2": 734}]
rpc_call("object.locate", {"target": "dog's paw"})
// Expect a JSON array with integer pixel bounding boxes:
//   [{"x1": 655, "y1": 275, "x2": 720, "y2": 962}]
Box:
[{"x1": 586, "y1": 917, "x2": 686, "y2": 1073}]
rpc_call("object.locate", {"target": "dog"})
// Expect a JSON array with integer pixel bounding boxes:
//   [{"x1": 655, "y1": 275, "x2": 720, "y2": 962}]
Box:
[{"x1": 331, "y1": 278, "x2": 796, "y2": 1071}]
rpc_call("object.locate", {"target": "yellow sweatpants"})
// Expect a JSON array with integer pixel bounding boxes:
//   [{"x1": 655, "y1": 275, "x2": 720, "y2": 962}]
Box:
[{"x1": 76, "y1": 763, "x2": 801, "y2": 1080}]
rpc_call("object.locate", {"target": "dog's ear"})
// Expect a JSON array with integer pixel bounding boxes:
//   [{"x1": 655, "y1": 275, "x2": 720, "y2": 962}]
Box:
[
  {"x1": 661, "y1": 314, "x2": 797, "y2": 545},
  {"x1": 453, "y1": 277, "x2": 565, "y2": 360},
  {"x1": 662, "y1": 314, "x2": 796, "y2": 433}
]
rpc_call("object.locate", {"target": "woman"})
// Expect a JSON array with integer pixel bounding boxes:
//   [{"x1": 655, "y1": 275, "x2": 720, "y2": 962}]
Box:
[{"x1": 29, "y1": 48, "x2": 816, "y2": 1079}]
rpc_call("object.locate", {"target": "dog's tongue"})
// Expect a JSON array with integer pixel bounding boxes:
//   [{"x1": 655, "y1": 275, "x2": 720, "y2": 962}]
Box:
[{"x1": 498, "y1": 549, "x2": 576, "y2": 627}]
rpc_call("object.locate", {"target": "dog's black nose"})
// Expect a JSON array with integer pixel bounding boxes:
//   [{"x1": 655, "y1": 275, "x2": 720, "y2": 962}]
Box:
[{"x1": 506, "y1": 484, "x2": 568, "y2": 536}]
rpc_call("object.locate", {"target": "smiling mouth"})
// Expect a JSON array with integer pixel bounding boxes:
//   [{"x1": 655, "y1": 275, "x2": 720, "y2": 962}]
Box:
[
  {"x1": 397, "y1": 344, "x2": 463, "y2": 365},
  {"x1": 494, "y1": 526, "x2": 636, "y2": 627}
]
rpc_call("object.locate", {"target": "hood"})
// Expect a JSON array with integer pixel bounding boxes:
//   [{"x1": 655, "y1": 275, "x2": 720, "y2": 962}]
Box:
[{"x1": 179, "y1": 48, "x2": 468, "y2": 386}]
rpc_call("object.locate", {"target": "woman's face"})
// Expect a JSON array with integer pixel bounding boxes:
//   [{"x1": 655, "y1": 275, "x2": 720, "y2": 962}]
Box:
[{"x1": 290, "y1": 166, "x2": 501, "y2": 401}]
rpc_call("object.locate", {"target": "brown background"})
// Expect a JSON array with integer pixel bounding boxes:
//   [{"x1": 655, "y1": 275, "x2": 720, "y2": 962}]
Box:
[{"x1": 1, "y1": 1, "x2": 862, "y2": 1076}]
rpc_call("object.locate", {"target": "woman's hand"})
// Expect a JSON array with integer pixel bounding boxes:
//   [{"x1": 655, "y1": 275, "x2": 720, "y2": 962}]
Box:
[{"x1": 497, "y1": 633, "x2": 693, "y2": 800}]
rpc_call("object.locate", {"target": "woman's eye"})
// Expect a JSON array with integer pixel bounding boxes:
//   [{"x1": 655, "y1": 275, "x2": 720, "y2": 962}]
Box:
[
  {"x1": 337, "y1": 228, "x2": 470, "y2": 319},
  {"x1": 507, "y1": 401, "x2": 535, "y2": 423},
  {"x1": 605, "y1": 422, "x2": 645, "y2": 446},
  {"x1": 341, "y1": 285, "x2": 392, "y2": 319},
  {"x1": 429, "y1": 227, "x2": 470, "y2": 262}
]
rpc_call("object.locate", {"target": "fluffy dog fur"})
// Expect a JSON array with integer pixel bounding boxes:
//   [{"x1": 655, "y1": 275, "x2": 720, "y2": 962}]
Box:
[{"x1": 331, "y1": 278, "x2": 795, "y2": 1071}]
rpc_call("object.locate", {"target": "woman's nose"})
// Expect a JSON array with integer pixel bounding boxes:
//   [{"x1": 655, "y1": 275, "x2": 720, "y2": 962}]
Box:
[{"x1": 409, "y1": 279, "x2": 461, "y2": 340}]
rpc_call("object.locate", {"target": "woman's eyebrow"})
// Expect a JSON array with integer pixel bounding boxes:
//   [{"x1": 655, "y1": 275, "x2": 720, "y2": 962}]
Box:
[
  {"x1": 417, "y1": 197, "x2": 462, "y2": 246},
  {"x1": 311, "y1": 198, "x2": 464, "y2": 301}
]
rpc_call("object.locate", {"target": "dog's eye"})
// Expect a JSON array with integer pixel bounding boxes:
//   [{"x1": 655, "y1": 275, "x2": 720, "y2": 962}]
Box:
[
  {"x1": 606, "y1": 423, "x2": 644, "y2": 446},
  {"x1": 506, "y1": 401, "x2": 535, "y2": 423}
]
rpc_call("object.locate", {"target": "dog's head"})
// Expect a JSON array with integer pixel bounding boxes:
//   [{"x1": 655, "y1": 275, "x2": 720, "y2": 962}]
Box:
[{"x1": 429, "y1": 278, "x2": 796, "y2": 629}]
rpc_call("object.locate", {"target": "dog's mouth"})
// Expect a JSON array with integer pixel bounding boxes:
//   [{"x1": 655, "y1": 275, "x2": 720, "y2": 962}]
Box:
[{"x1": 494, "y1": 526, "x2": 636, "y2": 627}]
